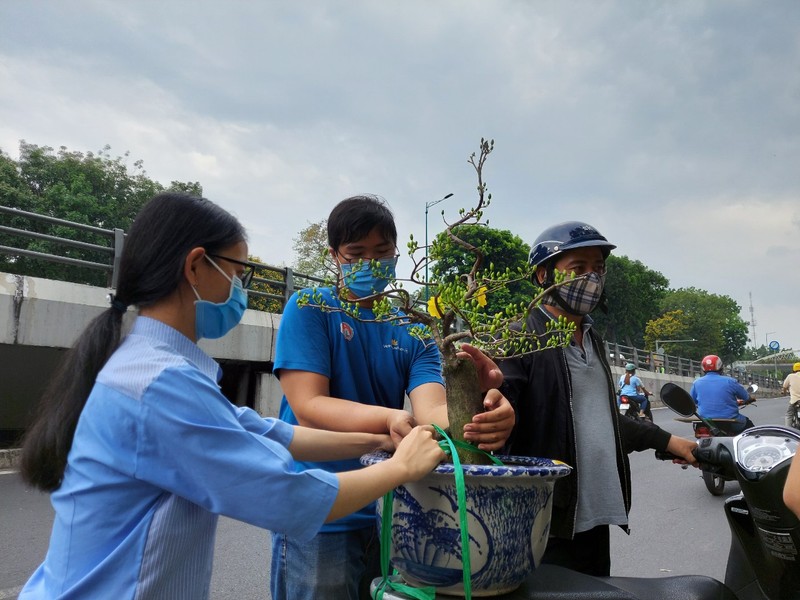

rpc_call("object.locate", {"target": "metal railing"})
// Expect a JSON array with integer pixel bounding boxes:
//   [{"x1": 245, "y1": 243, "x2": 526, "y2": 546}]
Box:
[
  {"x1": 604, "y1": 341, "x2": 780, "y2": 389},
  {"x1": 0, "y1": 204, "x2": 324, "y2": 307},
  {"x1": 0, "y1": 205, "x2": 125, "y2": 288}
]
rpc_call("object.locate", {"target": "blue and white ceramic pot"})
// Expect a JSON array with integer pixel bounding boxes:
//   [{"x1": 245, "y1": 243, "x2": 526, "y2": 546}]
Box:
[{"x1": 360, "y1": 451, "x2": 572, "y2": 597}]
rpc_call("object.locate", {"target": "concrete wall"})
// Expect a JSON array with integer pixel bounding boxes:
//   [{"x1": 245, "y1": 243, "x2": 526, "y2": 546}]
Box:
[
  {"x1": 0, "y1": 272, "x2": 285, "y2": 440},
  {"x1": 1, "y1": 272, "x2": 280, "y2": 360}
]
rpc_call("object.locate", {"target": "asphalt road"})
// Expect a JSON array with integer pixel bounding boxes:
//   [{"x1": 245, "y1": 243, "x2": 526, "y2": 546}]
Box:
[
  {"x1": 0, "y1": 476, "x2": 272, "y2": 599},
  {"x1": 610, "y1": 394, "x2": 789, "y2": 581},
  {"x1": 0, "y1": 396, "x2": 791, "y2": 599}
]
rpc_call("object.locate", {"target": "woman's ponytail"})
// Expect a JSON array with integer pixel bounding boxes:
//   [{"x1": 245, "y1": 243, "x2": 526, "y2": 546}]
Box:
[{"x1": 20, "y1": 307, "x2": 125, "y2": 491}]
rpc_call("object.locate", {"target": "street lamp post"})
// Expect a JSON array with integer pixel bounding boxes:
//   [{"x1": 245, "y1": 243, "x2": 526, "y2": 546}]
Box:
[
  {"x1": 424, "y1": 193, "x2": 453, "y2": 300},
  {"x1": 765, "y1": 332, "x2": 776, "y2": 348}
]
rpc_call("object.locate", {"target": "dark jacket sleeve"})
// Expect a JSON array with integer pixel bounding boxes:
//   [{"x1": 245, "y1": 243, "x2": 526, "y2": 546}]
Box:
[{"x1": 617, "y1": 412, "x2": 672, "y2": 454}]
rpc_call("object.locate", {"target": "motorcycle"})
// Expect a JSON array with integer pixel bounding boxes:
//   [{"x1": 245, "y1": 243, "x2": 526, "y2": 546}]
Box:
[
  {"x1": 789, "y1": 401, "x2": 800, "y2": 430},
  {"x1": 669, "y1": 383, "x2": 757, "y2": 496},
  {"x1": 619, "y1": 391, "x2": 653, "y2": 422},
  {"x1": 658, "y1": 382, "x2": 800, "y2": 600}
]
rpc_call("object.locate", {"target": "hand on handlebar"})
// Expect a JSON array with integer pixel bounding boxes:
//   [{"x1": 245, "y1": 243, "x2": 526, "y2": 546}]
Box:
[{"x1": 666, "y1": 435, "x2": 699, "y2": 468}]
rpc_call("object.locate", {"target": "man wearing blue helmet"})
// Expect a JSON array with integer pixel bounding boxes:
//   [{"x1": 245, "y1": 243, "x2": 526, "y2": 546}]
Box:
[{"x1": 498, "y1": 221, "x2": 698, "y2": 576}]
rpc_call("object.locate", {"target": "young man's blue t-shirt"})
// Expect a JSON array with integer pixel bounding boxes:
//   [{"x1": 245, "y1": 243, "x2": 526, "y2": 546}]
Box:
[{"x1": 274, "y1": 287, "x2": 444, "y2": 531}]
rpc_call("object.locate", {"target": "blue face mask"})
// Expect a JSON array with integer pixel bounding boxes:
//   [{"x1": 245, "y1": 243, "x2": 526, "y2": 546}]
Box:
[
  {"x1": 193, "y1": 256, "x2": 248, "y2": 339},
  {"x1": 340, "y1": 258, "x2": 396, "y2": 298}
]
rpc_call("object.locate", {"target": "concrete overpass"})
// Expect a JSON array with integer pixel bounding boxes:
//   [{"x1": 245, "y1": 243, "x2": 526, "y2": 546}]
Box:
[{"x1": 0, "y1": 271, "x2": 284, "y2": 448}]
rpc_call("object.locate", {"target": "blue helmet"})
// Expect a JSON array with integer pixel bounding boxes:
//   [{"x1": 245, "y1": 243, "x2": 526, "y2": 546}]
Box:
[{"x1": 528, "y1": 221, "x2": 616, "y2": 269}]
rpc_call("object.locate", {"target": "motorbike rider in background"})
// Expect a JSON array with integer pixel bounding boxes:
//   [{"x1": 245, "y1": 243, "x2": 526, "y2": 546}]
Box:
[
  {"x1": 781, "y1": 362, "x2": 800, "y2": 428},
  {"x1": 618, "y1": 363, "x2": 652, "y2": 419},
  {"x1": 690, "y1": 354, "x2": 755, "y2": 434}
]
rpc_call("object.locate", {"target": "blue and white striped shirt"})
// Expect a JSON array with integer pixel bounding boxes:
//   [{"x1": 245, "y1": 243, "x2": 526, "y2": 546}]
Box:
[{"x1": 21, "y1": 316, "x2": 338, "y2": 599}]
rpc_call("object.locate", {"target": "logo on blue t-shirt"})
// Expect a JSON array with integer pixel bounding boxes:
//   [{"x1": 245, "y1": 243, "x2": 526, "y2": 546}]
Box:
[
  {"x1": 384, "y1": 338, "x2": 409, "y2": 353},
  {"x1": 340, "y1": 322, "x2": 354, "y2": 341}
]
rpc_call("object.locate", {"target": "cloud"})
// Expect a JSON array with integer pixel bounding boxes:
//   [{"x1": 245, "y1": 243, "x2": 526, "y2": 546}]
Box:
[{"x1": 1, "y1": 0, "x2": 798, "y2": 349}]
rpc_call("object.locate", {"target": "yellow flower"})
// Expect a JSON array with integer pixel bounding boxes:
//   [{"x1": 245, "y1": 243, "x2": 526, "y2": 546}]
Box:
[
  {"x1": 476, "y1": 286, "x2": 488, "y2": 307},
  {"x1": 427, "y1": 296, "x2": 444, "y2": 318}
]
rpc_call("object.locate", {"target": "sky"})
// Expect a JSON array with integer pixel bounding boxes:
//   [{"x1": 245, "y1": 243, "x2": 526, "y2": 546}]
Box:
[{"x1": 1, "y1": 1, "x2": 798, "y2": 352}]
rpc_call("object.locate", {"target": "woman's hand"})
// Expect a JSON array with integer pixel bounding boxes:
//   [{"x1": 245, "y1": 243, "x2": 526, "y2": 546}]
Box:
[{"x1": 390, "y1": 425, "x2": 446, "y2": 480}]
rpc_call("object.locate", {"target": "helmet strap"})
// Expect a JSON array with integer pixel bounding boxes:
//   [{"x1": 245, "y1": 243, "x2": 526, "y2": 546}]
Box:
[{"x1": 596, "y1": 292, "x2": 609, "y2": 314}]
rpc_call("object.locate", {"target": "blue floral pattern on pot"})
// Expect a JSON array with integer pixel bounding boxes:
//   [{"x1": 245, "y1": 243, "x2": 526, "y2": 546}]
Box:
[{"x1": 361, "y1": 452, "x2": 572, "y2": 596}]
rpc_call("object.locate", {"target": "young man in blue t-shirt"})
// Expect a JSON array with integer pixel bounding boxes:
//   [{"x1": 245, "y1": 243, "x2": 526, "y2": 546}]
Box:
[{"x1": 270, "y1": 194, "x2": 514, "y2": 600}]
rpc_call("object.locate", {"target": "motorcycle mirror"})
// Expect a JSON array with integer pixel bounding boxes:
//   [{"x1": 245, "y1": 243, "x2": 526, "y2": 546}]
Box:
[
  {"x1": 659, "y1": 382, "x2": 697, "y2": 418},
  {"x1": 748, "y1": 383, "x2": 759, "y2": 394}
]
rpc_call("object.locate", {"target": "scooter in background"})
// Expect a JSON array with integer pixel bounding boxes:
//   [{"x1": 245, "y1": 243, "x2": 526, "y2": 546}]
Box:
[
  {"x1": 659, "y1": 382, "x2": 800, "y2": 600},
  {"x1": 789, "y1": 401, "x2": 800, "y2": 430},
  {"x1": 619, "y1": 391, "x2": 653, "y2": 422},
  {"x1": 668, "y1": 384, "x2": 757, "y2": 496}
]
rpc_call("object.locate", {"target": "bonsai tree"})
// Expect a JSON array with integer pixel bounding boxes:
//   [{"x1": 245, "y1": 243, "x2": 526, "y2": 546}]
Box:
[{"x1": 298, "y1": 138, "x2": 576, "y2": 464}]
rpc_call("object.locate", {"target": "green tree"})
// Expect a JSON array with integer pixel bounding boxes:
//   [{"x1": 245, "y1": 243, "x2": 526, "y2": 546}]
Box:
[
  {"x1": 644, "y1": 310, "x2": 691, "y2": 355},
  {"x1": 291, "y1": 219, "x2": 335, "y2": 279},
  {"x1": 430, "y1": 224, "x2": 534, "y2": 317},
  {"x1": 592, "y1": 255, "x2": 669, "y2": 347},
  {"x1": 0, "y1": 141, "x2": 202, "y2": 286},
  {"x1": 247, "y1": 254, "x2": 285, "y2": 313},
  {"x1": 651, "y1": 287, "x2": 749, "y2": 363}
]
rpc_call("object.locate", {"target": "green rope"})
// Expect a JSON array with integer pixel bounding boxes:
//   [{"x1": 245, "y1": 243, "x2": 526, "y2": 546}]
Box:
[{"x1": 372, "y1": 428, "x2": 503, "y2": 599}]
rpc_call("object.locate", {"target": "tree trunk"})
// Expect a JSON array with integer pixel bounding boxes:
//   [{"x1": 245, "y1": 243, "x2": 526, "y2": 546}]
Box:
[{"x1": 443, "y1": 356, "x2": 493, "y2": 465}]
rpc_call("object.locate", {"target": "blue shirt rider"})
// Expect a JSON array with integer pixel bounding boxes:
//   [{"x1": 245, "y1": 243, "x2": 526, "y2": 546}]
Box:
[
  {"x1": 618, "y1": 363, "x2": 651, "y2": 417},
  {"x1": 690, "y1": 354, "x2": 755, "y2": 434}
]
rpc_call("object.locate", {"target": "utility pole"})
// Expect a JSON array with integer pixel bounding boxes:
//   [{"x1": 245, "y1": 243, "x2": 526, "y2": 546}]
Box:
[{"x1": 749, "y1": 291, "x2": 757, "y2": 350}]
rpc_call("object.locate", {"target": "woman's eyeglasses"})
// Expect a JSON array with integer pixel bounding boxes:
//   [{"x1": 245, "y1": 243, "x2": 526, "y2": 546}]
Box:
[{"x1": 208, "y1": 254, "x2": 256, "y2": 289}]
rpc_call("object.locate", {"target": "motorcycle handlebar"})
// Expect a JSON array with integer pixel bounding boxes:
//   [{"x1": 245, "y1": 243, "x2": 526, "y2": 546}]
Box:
[{"x1": 655, "y1": 450, "x2": 680, "y2": 461}]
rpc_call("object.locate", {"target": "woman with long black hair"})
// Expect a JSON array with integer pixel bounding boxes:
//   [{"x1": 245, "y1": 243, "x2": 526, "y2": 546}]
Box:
[{"x1": 18, "y1": 193, "x2": 444, "y2": 599}]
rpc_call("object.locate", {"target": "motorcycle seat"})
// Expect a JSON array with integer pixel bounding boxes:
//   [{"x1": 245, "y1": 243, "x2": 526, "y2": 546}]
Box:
[
  {"x1": 519, "y1": 565, "x2": 737, "y2": 600},
  {"x1": 675, "y1": 417, "x2": 739, "y2": 423},
  {"x1": 370, "y1": 565, "x2": 737, "y2": 599}
]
